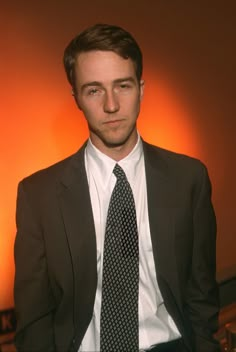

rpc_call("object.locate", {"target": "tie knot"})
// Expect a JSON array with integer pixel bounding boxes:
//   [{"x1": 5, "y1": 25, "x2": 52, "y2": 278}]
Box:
[{"x1": 113, "y1": 164, "x2": 127, "y2": 181}]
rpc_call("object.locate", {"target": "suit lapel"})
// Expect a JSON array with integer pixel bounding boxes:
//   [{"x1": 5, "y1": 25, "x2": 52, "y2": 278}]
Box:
[
  {"x1": 57, "y1": 144, "x2": 97, "y2": 340},
  {"x1": 56, "y1": 140, "x2": 188, "y2": 345},
  {"x1": 143, "y1": 142, "x2": 193, "y2": 349},
  {"x1": 143, "y1": 142, "x2": 182, "y2": 308}
]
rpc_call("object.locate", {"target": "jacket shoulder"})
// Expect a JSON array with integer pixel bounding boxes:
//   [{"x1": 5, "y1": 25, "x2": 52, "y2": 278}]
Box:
[
  {"x1": 18, "y1": 144, "x2": 86, "y2": 191},
  {"x1": 143, "y1": 141, "x2": 206, "y2": 172}
]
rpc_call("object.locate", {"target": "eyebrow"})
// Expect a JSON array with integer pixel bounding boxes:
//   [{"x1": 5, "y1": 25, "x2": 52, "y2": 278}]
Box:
[{"x1": 80, "y1": 76, "x2": 136, "y2": 92}]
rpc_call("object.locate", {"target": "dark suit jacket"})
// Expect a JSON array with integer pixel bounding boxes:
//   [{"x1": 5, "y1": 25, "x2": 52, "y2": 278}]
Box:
[{"x1": 14, "y1": 141, "x2": 220, "y2": 352}]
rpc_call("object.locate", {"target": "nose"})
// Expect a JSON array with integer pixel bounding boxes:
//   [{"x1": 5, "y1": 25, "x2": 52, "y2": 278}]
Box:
[{"x1": 103, "y1": 90, "x2": 119, "y2": 113}]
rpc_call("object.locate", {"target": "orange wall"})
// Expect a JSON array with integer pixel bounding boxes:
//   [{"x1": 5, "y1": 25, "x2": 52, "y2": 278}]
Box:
[{"x1": 1, "y1": 1, "x2": 235, "y2": 309}]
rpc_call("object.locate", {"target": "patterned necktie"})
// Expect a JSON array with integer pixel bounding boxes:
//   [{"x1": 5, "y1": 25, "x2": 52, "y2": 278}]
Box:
[{"x1": 100, "y1": 164, "x2": 139, "y2": 352}]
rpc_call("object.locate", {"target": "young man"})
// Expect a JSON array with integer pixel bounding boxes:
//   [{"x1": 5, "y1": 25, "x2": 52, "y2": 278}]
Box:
[{"x1": 14, "y1": 24, "x2": 220, "y2": 352}]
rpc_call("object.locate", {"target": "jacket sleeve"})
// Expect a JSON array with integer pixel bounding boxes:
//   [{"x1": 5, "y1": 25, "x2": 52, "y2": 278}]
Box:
[
  {"x1": 14, "y1": 181, "x2": 56, "y2": 351},
  {"x1": 186, "y1": 163, "x2": 220, "y2": 352}
]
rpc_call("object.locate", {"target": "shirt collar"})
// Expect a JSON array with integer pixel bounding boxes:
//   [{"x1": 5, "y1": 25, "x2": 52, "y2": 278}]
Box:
[{"x1": 85, "y1": 134, "x2": 143, "y2": 189}]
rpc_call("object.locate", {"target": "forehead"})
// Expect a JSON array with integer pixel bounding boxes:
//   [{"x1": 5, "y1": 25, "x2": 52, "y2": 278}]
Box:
[{"x1": 74, "y1": 50, "x2": 136, "y2": 84}]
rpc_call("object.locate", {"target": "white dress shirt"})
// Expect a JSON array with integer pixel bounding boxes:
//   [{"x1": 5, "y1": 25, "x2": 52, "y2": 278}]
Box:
[{"x1": 79, "y1": 135, "x2": 180, "y2": 351}]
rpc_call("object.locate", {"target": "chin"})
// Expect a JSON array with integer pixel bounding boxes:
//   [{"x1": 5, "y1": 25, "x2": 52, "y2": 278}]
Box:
[
  {"x1": 103, "y1": 138, "x2": 127, "y2": 148},
  {"x1": 91, "y1": 125, "x2": 137, "y2": 149},
  {"x1": 103, "y1": 133, "x2": 136, "y2": 148}
]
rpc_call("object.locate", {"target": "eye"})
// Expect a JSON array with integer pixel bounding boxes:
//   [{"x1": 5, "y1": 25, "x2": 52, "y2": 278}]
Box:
[
  {"x1": 120, "y1": 83, "x2": 130, "y2": 89},
  {"x1": 88, "y1": 88, "x2": 99, "y2": 95}
]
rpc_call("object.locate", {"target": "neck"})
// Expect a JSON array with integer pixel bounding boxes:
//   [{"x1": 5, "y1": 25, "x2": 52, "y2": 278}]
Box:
[{"x1": 90, "y1": 131, "x2": 138, "y2": 161}]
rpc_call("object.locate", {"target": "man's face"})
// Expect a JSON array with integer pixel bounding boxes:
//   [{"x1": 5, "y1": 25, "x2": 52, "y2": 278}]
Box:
[{"x1": 73, "y1": 50, "x2": 144, "y2": 154}]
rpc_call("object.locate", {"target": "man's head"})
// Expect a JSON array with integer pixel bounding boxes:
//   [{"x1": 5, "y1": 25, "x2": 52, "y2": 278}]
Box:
[
  {"x1": 63, "y1": 23, "x2": 143, "y2": 92},
  {"x1": 63, "y1": 24, "x2": 144, "y2": 159}
]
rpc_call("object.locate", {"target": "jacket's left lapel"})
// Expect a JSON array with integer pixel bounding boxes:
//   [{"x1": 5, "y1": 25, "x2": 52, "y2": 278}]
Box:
[
  {"x1": 143, "y1": 142, "x2": 196, "y2": 350},
  {"x1": 143, "y1": 142, "x2": 183, "y2": 313}
]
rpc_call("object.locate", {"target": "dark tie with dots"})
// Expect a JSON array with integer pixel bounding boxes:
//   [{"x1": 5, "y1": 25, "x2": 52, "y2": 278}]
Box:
[{"x1": 100, "y1": 164, "x2": 139, "y2": 352}]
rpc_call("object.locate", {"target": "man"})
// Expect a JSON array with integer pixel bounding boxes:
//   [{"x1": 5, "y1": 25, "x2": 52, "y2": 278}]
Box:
[{"x1": 14, "y1": 24, "x2": 220, "y2": 352}]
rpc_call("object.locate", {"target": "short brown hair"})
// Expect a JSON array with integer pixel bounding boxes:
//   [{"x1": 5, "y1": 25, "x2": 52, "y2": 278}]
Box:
[{"x1": 63, "y1": 23, "x2": 143, "y2": 89}]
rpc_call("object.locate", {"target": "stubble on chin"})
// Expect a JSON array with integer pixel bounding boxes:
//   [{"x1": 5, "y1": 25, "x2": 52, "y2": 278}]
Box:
[{"x1": 89, "y1": 123, "x2": 138, "y2": 151}]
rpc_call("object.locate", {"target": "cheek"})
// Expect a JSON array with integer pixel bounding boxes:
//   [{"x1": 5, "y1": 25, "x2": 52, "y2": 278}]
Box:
[
  {"x1": 121, "y1": 93, "x2": 139, "y2": 107},
  {"x1": 77, "y1": 96, "x2": 97, "y2": 114},
  {"x1": 81, "y1": 104, "x2": 102, "y2": 124},
  {"x1": 128, "y1": 96, "x2": 141, "y2": 115}
]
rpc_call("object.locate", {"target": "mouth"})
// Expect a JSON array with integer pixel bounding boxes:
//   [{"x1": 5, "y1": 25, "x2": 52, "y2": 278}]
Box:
[{"x1": 103, "y1": 119, "x2": 124, "y2": 125}]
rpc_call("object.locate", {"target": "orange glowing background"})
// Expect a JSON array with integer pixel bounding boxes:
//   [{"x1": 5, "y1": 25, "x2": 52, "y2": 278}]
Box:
[{"x1": 1, "y1": 1, "x2": 235, "y2": 310}]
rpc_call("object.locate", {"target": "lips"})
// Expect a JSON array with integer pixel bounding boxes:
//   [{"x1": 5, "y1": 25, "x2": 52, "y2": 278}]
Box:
[{"x1": 103, "y1": 119, "x2": 124, "y2": 125}]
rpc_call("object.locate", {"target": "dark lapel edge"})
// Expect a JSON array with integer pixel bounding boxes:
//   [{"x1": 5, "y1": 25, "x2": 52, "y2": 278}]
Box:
[
  {"x1": 57, "y1": 143, "x2": 97, "y2": 344},
  {"x1": 143, "y1": 141, "x2": 176, "y2": 280},
  {"x1": 143, "y1": 141, "x2": 187, "y2": 334}
]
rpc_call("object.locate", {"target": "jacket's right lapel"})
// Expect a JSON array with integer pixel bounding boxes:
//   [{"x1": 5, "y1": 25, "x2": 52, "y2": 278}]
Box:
[{"x1": 58, "y1": 145, "x2": 97, "y2": 344}]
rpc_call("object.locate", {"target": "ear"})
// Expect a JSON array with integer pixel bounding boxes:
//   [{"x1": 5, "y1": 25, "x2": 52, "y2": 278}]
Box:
[{"x1": 139, "y1": 79, "x2": 145, "y2": 101}]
